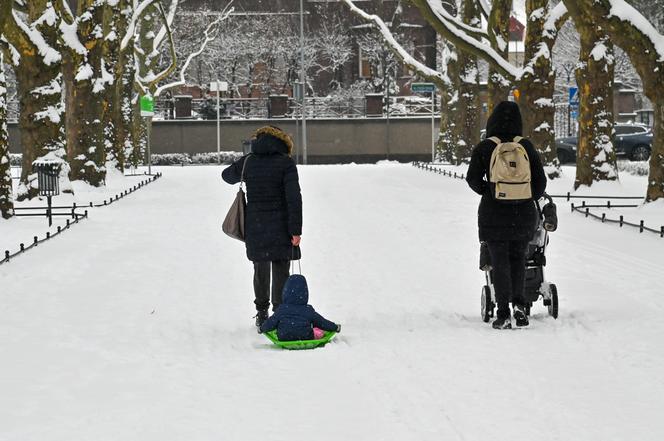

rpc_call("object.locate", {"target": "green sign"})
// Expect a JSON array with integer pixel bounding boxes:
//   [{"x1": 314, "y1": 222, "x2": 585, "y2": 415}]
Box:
[
  {"x1": 411, "y1": 82, "x2": 436, "y2": 94},
  {"x1": 140, "y1": 95, "x2": 154, "y2": 117}
]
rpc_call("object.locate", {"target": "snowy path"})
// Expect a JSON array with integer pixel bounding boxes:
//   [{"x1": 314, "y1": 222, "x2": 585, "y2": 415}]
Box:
[{"x1": 1, "y1": 164, "x2": 663, "y2": 441}]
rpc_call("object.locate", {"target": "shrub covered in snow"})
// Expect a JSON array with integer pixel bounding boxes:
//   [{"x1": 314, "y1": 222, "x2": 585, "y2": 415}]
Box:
[
  {"x1": 618, "y1": 160, "x2": 649, "y2": 176},
  {"x1": 9, "y1": 154, "x2": 22, "y2": 166},
  {"x1": 151, "y1": 152, "x2": 243, "y2": 166}
]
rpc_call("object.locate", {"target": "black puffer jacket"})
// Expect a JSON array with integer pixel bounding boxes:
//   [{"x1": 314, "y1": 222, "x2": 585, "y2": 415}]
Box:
[
  {"x1": 222, "y1": 134, "x2": 302, "y2": 261},
  {"x1": 466, "y1": 101, "x2": 547, "y2": 242}
]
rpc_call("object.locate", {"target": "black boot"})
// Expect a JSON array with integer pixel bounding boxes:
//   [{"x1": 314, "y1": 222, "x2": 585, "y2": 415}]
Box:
[
  {"x1": 254, "y1": 309, "x2": 269, "y2": 328},
  {"x1": 513, "y1": 305, "x2": 529, "y2": 327},
  {"x1": 492, "y1": 315, "x2": 512, "y2": 330}
]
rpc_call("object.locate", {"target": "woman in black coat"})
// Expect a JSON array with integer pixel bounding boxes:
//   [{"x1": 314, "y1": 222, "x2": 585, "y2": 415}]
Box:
[
  {"x1": 466, "y1": 101, "x2": 547, "y2": 329},
  {"x1": 222, "y1": 126, "x2": 302, "y2": 327}
]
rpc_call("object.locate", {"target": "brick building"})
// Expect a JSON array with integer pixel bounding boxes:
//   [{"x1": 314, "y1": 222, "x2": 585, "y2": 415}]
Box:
[{"x1": 179, "y1": 0, "x2": 438, "y2": 98}]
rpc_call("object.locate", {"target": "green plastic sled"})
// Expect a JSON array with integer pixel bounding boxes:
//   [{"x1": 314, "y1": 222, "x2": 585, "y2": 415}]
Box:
[{"x1": 264, "y1": 330, "x2": 337, "y2": 350}]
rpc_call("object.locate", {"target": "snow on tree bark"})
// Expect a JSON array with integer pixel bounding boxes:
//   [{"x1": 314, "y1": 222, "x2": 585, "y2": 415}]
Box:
[
  {"x1": 0, "y1": 52, "x2": 12, "y2": 219},
  {"x1": 565, "y1": 2, "x2": 618, "y2": 188},
  {"x1": 65, "y1": 0, "x2": 108, "y2": 187},
  {"x1": 452, "y1": 0, "x2": 481, "y2": 164},
  {"x1": 562, "y1": 0, "x2": 663, "y2": 200},
  {"x1": 574, "y1": 24, "x2": 619, "y2": 188},
  {"x1": 5, "y1": 1, "x2": 71, "y2": 201},
  {"x1": 519, "y1": 0, "x2": 562, "y2": 179},
  {"x1": 487, "y1": 0, "x2": 512, "y2": 111},
  {"x1": 103, "y1": 0, "x2": 121, "y2": 171}
]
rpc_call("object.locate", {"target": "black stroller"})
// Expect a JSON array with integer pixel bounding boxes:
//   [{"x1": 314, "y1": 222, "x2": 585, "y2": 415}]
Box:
[{"x1": 480, "y1": 194, "x2": 559, "y2": 322}]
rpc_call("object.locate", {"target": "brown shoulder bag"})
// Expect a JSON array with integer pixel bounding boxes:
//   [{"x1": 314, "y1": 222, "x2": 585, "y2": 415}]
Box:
[{"x1": 222, "y1": 156, "x2": 251, "y2": 241}]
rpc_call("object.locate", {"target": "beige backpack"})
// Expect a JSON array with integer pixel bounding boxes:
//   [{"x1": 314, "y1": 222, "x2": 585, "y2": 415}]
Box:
[{"x1": 488, "y1": 136, "x2": 532, "y2": 201}]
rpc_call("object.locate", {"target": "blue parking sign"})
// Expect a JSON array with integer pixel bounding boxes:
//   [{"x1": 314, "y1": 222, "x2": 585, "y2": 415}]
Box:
[{"x1": 569, "y1": 87, "x2": 579, "y2": 105}]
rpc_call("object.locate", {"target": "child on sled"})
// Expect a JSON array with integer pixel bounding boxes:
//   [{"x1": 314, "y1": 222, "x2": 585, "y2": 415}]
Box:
[{"x1": 259, "y1": 274, "x2": 340, "y2": 341}]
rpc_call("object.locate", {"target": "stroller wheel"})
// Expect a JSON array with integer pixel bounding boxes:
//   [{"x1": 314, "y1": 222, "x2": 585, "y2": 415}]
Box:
[
  {"x1": 481, "y1": 286, "x2": 493, "y2": 323},
  {"x1": 548, "y1": 284, "x2": 559, "y2": 319}
]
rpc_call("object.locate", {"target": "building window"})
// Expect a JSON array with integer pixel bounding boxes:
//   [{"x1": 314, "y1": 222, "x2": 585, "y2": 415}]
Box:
[{"x1": 359, "y1": 47, "x2": 371, "y2": 78}]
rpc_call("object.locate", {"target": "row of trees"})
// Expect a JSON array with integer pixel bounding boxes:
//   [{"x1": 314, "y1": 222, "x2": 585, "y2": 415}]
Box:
[
  {"x1": 344, "y1": 0, "x2": 664, "y2": 202},
  {"x1": 0, "y1": 0, "x2": 233, "y2": 219}
]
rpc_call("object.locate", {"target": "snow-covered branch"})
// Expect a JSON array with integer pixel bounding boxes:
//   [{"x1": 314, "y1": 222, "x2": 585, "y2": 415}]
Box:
[
  {"x1": 605, "y1": 0, "x2": 664, "y2": 61},
  {"x1": 120, "y1": 0, "x2": 162, "y2": 51},
  {"x1": 410, "y1": 0, "x2": 521, "y2": 79},
  {"x1": 10, "y1": 10, "x2": 60, "y2": 65},
  {"x1": 342, "y1": 0, "x2": 450, "y2": 86},
  {"x1": 154, "y1": 4, "x2": 234, "y2": 97},
  {"x1": 424, "y1": 0, "x2": 489, "y2": 40},
  {"x1": 152, "y1": 0, "x2": 179, "y2": 53},
  {"x1": 543, "y1": 2, "x2": 569, "y2": 38}
]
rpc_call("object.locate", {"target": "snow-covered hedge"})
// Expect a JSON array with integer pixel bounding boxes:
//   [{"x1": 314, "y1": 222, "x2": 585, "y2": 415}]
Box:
[
  {"x1": 151, "y1": 152, "x2": 243, "y2": 166},
  {"x1": 618, "y1": 160, "x2": 649, "y2": 176},
  {"x1": 9, "y1": 154, "x2": 22, "y2": 166}
]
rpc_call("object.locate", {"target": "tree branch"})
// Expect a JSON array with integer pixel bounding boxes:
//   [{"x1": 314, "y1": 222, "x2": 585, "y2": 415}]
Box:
[
  {"x1": 342, "y1": 0, "x2": 450, "y2": 87},
  {"x1": 120, "y1": 0, "x2": 162, "y2": 52},
  {"x1": 152, "y1": 0, "x2": 178, "y2": 53},
  {"x1": 154, "y1": 4, "x2": 235, "y2": 97},
  {"x1": 410, "y1": 0, "x2": 520, "y2": 79}
]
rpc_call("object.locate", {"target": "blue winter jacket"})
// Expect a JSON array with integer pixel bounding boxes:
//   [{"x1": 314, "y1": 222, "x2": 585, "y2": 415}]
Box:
[{"x1": 260, "y1": 275, "x2": 338, "y2": 341}]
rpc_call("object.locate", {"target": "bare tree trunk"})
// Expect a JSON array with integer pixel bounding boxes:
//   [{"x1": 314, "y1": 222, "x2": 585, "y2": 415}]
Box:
[
  {"x1": 562, "y1": 0, "x2": 664, "y2": 201},
  {"x1": 573, "y1": 25, "x2": 618, "y2": 188},
  {"x1": 67, "y1": 0, "x2": 107, "y2": 186},
  {"x1": 130, "y1": 4, "x2": 159, "y2": 168},
  {"x1": 453, "y1": 0, "x2": 481, "y2": 164},
  {"x1": 0, "y1": 52, "x2": 12, "y2": 219},
  {"x1": 487, "y1": 0, "x2": 512, "y2": 111},
  {"x1": 438, "y1": 43, "x2": 460, "y2": 163},
  {"x1": 519, "y1": 0, "x2": 560, "y2": 179},
  {"x1": 6, "y1": 1, "x2": 70, "y2": 200},
  {"x1": 0, "y1": 0, "x2": 9, "y2": 29},
  {"x1": 646, "y1": 100, "x2": 664, "y2": 200},
  {"x1": 104, "y1": 1, "x2": 122, "y2": 171}
]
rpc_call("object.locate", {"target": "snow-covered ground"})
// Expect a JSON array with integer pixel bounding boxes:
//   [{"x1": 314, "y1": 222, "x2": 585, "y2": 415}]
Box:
[
  {"x1": 1, "y1": 164, "x2": 663, "y2": 440},
  {"x1": 1, "y1": 169, "x2": 155, "y2": 253}
]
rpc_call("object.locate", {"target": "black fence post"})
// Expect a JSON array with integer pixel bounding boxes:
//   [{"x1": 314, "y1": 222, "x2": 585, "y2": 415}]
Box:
[
  {"x1": 640, "y1": 220, "x2": 644, "y2": 233},
  {"x1": 620, "y1": 215, "x2": 624, "y2": 227}
]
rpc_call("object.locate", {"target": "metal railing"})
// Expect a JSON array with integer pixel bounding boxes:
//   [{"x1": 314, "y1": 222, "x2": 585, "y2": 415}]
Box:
[
  {"x1": 570, "y1": 202, "x2": 664, "y2": 238},
  {"x1": 1, "y1": 172, "x2": 163, "y2": 266}
]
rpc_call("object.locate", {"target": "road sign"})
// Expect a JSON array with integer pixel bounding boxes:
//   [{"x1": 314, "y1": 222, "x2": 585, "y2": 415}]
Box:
[
  {"x1": 411, "y1": 82, "x2": 435, "y2": 94},
  {"x1": 569, "y1": 87, "x2": 579, "y2": 105},
  {"x1": 140, "y1": 95, "x2": 154, "y2": 117},
  {"x1": 210, "y1": 81, "x2": 228, "y2": 92}
]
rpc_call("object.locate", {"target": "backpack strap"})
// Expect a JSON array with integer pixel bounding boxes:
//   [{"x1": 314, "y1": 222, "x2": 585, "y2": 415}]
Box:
[
  {"x1": 488, "y1": 136, "x2": 501, "y2": 145},
  {"x1": 513, "y1": 136, "x2": 523, "y2": 144}
]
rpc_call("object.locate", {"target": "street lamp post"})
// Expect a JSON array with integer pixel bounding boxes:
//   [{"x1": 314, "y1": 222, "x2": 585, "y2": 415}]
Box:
[{"x1": 299, "y1": 0, "x2": 308, "y2": 165}]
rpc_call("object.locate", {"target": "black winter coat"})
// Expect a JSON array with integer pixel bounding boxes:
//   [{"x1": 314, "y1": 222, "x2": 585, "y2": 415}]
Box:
[
  {"x1": 466, "y1": 101, "x2": 547, "y2": 242},
  {"x1": 259, "y1": 274, "x2": 338, "y2": 341},
  {"x1": 222, "y1": 135, "x2": 302, "y2": 262}
]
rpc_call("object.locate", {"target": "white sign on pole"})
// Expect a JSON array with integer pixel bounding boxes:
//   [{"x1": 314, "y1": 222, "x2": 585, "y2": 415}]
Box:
[{"x1": 210, "y1": 81, "x2": 228, "y2": 92}]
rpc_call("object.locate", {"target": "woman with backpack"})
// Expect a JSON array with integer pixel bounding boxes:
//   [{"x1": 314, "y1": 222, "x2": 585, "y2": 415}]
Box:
[
  {"x1": 466, "y1": 101, "x2": 547, "y2": 330},
  {"x1": 222, "y1": 126, "x2": 302, "y2": 328}
]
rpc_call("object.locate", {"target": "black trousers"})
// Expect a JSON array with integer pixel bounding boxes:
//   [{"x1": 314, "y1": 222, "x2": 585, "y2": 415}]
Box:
[
  {"x1": 253, "y1": 260, "x2": 290, "y2": 312},
  {"x1": 486, "y1": 240, "x2": 528, "y2": 319}
]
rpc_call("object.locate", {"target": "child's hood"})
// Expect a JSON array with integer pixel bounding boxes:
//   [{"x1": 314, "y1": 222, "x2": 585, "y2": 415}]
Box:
[{"x1": 282, "y1": 274, "x2": 309, "y2": 305}]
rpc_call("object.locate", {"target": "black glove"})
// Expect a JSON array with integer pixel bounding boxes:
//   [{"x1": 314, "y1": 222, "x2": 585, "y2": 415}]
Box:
[{"x1": 336, "y1": 324, "x2": 341, "y2": 333}]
